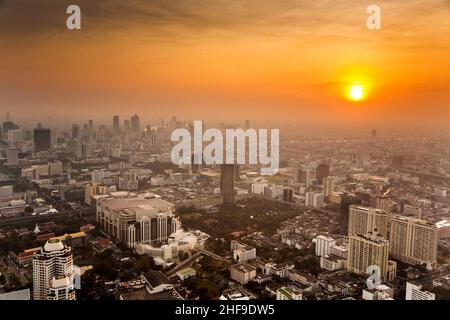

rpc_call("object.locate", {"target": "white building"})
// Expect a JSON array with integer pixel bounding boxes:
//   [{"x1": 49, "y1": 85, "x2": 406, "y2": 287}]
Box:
[
  {"x1": 314, "y1": 235, "x2": 335, "y2": 257},
  {"x1": 305, "y1": 192, "x2": 324, "y2": 208},
  {"x1": 276, "y1": 286, "x2": 303, "y2": 300},
  {"x1": 32, "y1": 239, "x2": 75, "y2": 300},
  {"x1": 405, "y1": 282, "x2": 435, "y2": 300}
]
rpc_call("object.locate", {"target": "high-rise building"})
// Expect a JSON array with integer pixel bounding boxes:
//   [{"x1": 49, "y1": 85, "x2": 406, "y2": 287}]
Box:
[
  {"x1": 221, "y1": 164, "x2": 235, "y2": 205},
  {"x1": 348, "y1": 205, "x2": 390, "y2": 239},
  {"x1": 405, "y1": 282, "x2": 435, "y2": 300},
  {"x1": 6, "y1": 147, "x2": 19, "y2": 166},
  {"x1": 323, "y1": 176, "x2": 335, "y2": 199},
  {"x1": 305, "y1": 192, "x2": 324, "y2": 208},
  {"x1": 348, "y1": 233, "x2": 389, "y2": 281},
  {"x1": 124, "y1": 120, "x2": 131, "y2": 133},
  {"x1": 7, "y1": 129, "x2": 22, "y2": 143},
  {"x1": 32, "y1": 239, "x2": 75, "y2": 300},
  {"x1": 88, "y1": 120, "x2": 94, "y2": 133},
  {"x1": 72, "y1": 124, "x2": 79, "y2": 140},
  {"x1": 315, "y1": 235, "x2": 336, "y2": 257},
  {"x1": 370, "y1": 194, "x2": 393, "y2": 212},
  {"x1": 340, "y1": 194, "x2": 362, "y2": 235},
  {"x1": 113, "y1": 115, "x2": 120, "y2": 135},
  {"x1": 316, "y1": 164, "x2": 330, "y2": 185},
  {"x1": 389, "y1": 215, "x2": 438, "y2": 267},
  {"x1": 131, "y1": 114, "x2": 140, "y2": 133},
  {"x1": 34, "y1": 128, "x2": 51, "y2": 152}
]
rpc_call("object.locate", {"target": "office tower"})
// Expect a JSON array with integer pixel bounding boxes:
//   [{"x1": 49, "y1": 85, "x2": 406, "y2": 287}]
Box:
[
  {"x1": 34, "y1": 128, "x2": 51, "y2": 152},
  {"x1": 315, "y1": 235, "x2": 336, "y2": 257},
  {"x1": 405, "y1": 282, "x2": 435, "y2": 300},
  {"x1": 348, "y1": 205, "x2": 390, "y2": 239},
  {"x1": 5, "y1": 111, "x2": 10, "y2": 121},
  {"x1": 7, "y1": 129, "x2": 22, "y2": 143},
  {"x1": 113, "y1": 115, "x2": 120, "y2": 135},
  {"x1": 131, "y1": 114, "x2": 140, "y2": 132},
  {"x1": 371, "y1": 128, "x2": 377, "y2": 140},
  {"x1": 84, "y1": 183, "x2": 108, "y2": 205},
  {"x1": 124, "y1": 120, "x2": 131, "y2": 133},
  {"x1": 76, "y1": 143, "x2": 91, "y2": 159},
  {"x1": 32, "y1": 239, "x2": 75, "y2": 300},
  {"x1": 305, "y1": 192, "x2": 324, "y2": 208},
  {"x1": 323, "y1": 176, "x2": 335, "y2": 199},
  {"x1": 316, "y1": 164, "x2": 330, "y2": 185},
  {"x1": 88, "y1": 120, "x2": 93, "y2": 133},
  {"x1": 221, "y1": 164, "x2": 235, "y2": 205},
  {"x1": 72, "y1": 124, "x2": 79, "y2": 139},
  {"x1": 348, "y1": 233, "x2": 389, "y2": 281},
  {"x1": 2, "y1": 121, "x2": 19, "y2": 134},
  {"x1": 6, "y1": 147, "x2": 19, "y2": 166},
  {"x1": 389, "y1": 215, "x2": 438, "y2": 266},
  {"x1": 370, "y1": 193, "x2": 393, "y2": 212},
  {"x1": 340, "y1": 194, "x2": 362, "y2": 235}
]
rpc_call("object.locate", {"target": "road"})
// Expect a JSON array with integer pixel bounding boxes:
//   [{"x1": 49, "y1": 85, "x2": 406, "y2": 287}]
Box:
[{"x1": 166, "y1": 249, "x2": 230, "y2": 278}]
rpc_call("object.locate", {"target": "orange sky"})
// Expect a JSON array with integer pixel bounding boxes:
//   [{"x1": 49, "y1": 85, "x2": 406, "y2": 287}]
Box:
[{"x1": 0, "y1": 0, "x2": 449, "y2": 128}]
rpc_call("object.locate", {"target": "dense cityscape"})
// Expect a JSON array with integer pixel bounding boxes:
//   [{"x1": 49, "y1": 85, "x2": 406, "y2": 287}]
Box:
[{"x1": 0, "y1": 112, "x2": 449, "y2": 301}]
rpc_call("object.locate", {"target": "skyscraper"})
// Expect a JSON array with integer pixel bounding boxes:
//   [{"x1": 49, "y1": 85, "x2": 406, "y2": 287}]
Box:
[
  {"x1": 131, "y1": 114, "x2": 140, "y2": 133},
  {"x1": 389, "y1": 215, "x2": 438, "y2": 267},
  {"x1": 316, "y1": 164, "x2": 330, "y2": 185},
  {"x1": 348, "y1": 205, "x2": 390, "y2": 239},
  {"x1": 323, "y1": 176, "x2": 335, "y2": 199},
  {"x1": 34, "y1": 128, "x2": 51, "y2": 152},
  {"x1": 32, "y1": 239, "x2": 75, "y2": 300},
  {"x1": 348, "y1": 233, "x2": 389, "y2": 281},
  {"x1": 113, "y1": 115, "x2": 120, "y2": 135},
  {"x1": 221, "y1": 164, "x2": 235, "y2": 205},
  {"x1": 72, "y1": 124, "x2": 79, "y2": 140},
  {"x1": 340, "y1": 194, "x2": 362, "y2": 235},
  {"x1": 6, "y1": 147, "x2": 19, "y2": 166}
]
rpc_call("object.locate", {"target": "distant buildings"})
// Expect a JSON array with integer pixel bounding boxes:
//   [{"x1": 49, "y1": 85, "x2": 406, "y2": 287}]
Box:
[
  {"x1": 6, "y1": 147, "x2": 19, "y2": 166},
  {"x1": 221, "y1": 164, "x2": 235, "y2": 205},
  {"x1": 34, "y1": 128, "x2": 51, "y2": 152},
  {"x1": 323, "y1": 176, "x2": 335, "y2": 199},
  {"x1": 316, "y1": 164, "x2": 330, "y2": 185},
  {"x1": 32, "y1": 239, "x2": 76, "y2": 300},
  {"x1": 305, "y1": 191, "x2": 324, "y2": 208}
]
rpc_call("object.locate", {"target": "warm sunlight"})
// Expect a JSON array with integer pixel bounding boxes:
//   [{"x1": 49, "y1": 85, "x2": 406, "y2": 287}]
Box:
[{"x1": 348, "y1": 85, "x2": 365, "y2": 101}]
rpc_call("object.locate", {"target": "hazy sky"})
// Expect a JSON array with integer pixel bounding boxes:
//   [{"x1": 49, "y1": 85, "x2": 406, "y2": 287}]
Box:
[{"x1": 0, "y1": 0, "x2": 449, "y2": 128}]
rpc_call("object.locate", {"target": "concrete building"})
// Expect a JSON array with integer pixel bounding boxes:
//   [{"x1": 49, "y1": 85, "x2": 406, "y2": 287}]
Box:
[
  {"x1": 405, "y1": 282, "x2": 435, "y2": 300},
  {"x1": 32, "y1": 239, "x2": 75, "y2": 300},
  {"x1": 221, "y1": 164, "x2": 235, "y2": 205},
  {"x1": 314, "y1": 235, "x2": 336, "y2": 257},
  {"x1": 97, "y1": 193, "x2": 180, "y2": 247},
  {"x1": 347, "y1": 233, "x2": 389, "y2": 281},
  {"x1": 230, "y1": 263, "x2": 257, "y2": 285},
  {"x1": 389, "y1": 215, "x2": 437, "y2": 267},
  {"x1": 348, "y1": 205, "x2": 390, "y2": 239}
]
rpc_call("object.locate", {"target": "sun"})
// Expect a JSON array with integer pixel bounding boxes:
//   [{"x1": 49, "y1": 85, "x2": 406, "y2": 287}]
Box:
[{"x1": 349, "y1": 85, "x2": 365, "y2": 101}]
